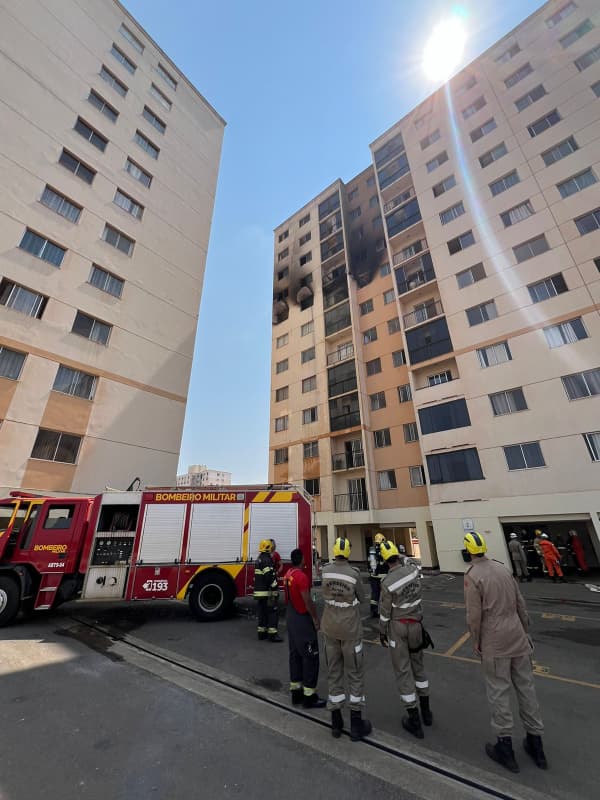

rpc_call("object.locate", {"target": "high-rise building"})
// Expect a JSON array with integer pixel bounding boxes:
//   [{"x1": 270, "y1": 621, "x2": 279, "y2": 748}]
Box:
[
  {"x1": 269, "y1": 0, "x2": 600, "y2": 571},
  {"x1": 0, "y1": 0, "x2": 224, "y2": 495},
  {"x1": 176, "y1": 465, "x2": 232, "y2": 488}
]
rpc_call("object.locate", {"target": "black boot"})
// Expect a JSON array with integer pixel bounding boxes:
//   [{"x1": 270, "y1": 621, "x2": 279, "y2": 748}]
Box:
[
  {"x1": 402, "y1": 707, "x2": 424, "y2": 739},
  {"x1": 523, "y1": 733, "x2": 548, "y2": 770},
  {"x1": 331, "y1": 709, "x2": 343, "y2": 738},
  {"x1": 559, "y1": 577, "x2": 567, "y2": 583},
  {"x1": 257, "y1": 631, "x2": 267, "y2": 641},
  {"x1": 486, "y1": 737, "x2": 519, "y2": 773},
  {"x1": 350, "y1": 709, "x2": 372, "y2": 741},
  {"x1": 552, "y1": 576, "x2": 558, "y2": 583},
  {"x1": 303, "y1": 692, "x2": 326, "y2": 709},
  {"x1": 268, "y1": 633, "x2": 283, "y2": 642},
  {"x1": 290, "y1": 688, "x2": 303, "y2": 705},
  {"x1": 419, "y1": 695, "x2": 433, "y2": 726}
]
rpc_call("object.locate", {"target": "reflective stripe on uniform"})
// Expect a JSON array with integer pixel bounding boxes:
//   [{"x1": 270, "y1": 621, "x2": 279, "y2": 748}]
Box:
[
  {"x1": 255, "y1": 568, "x2": 271, "y2": 575},
  {"x1": 268, "y1": 627, "x2": 278, "y2": 634},
  {"x1": 401, "y1": 693, "x2": 416, "y2": 703},
  {"x1": 415, "y1": 680, "x2": 429, "y2": 689},
  {"x1": 389, "y1": 640, "x2": 396, "y2": 648},
  {"x1": 325, "y1": 598, "x2": 359, "y2": 608},
  {"x1": 290, "y1": 681, "x2": 302, "y2": 690},
  {"x1": 257, "y1": 627, "x2": 266, "y2": 632},
  {"x1": 354, "y1": 642, "x2": 363, "y2": 654},
  {"x1": 350, "y1": 695, "x2": 365, "y2": 703},
  {"x1": 388, "y1": 570, "x2": 419, "y2": 593},
  {"x1": 379, "y1": 614, "x2": 390, "y2": 623},
  {"x1": 303, "y1": 687, "x2": 316, "y2": 696},
  {"x1": 392, "y1": 599, "x2": 421, "y2": 609},
  {"x1": 254, "y1": 591, "x2": 271, "y2": 597},
  {"x1": 329, "y1": 693, "x2": 345, "y2": 704},
  {"x1": 324, "y1": 572, "x2": 357, "y2": 584}
]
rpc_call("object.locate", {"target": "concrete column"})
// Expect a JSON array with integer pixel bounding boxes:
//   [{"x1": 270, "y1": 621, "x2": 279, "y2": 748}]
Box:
[
  {"x1": 415, "y1": 518, "x2": 436, "y2": 569},
  {"x1": 588, "y1": 511, "x2": 600, "y2": 561},
  {"x1": 326, "y1": 523, "x2": 337, "y2": 560}
]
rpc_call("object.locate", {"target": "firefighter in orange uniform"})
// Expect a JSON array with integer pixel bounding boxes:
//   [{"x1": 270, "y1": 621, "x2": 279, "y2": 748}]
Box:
[{"x1": 539, "y1": 534, "x2": 566, "y2": 583}]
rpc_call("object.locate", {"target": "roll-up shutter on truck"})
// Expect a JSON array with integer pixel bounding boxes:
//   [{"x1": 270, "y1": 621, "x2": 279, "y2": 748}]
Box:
[
  {"x1": 139, "y1": 503, "x2": 185, "y2": 563},
  {"x1": 187, "y1": 503, "x2": 244, "y2": 562},
  {"x1": 249, "y1": 502, "x2": 298, "y2": 561}
]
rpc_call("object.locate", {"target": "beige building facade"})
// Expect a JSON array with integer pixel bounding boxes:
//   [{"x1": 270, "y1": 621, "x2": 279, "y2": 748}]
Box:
[
  {"x1": 269, "y1": 0, "x2": 600, "y2": 572},
  {"x1": 176, "y1": 465, "x2": 232, "y2": 488},
  {"x1": 0, "y1": 0, "x2": 224, "y2": 495}
]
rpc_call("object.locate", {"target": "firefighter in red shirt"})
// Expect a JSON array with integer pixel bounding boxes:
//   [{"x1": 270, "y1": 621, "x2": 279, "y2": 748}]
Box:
[{"x1": 285, "y1": 548, "x2": 326, "y2": 709}]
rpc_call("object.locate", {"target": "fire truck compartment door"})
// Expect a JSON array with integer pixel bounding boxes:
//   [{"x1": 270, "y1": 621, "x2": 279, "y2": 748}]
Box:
[
  {"x1": 249, "y1": 502, "x2": 298, "y2": 560},
  {"x1": 187, "y1": 503, "x2": 243, "y2": 562},
  {"x1": 82, "y1": 566, "x2": 129, "y2": 599},
  {"x1": 138, "y1": 503, "x2": 186, "y2": 563}
]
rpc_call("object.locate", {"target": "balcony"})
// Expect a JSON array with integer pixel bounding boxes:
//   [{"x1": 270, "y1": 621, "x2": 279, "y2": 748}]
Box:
[
  {"x1": 373, "y1": 132, "x2": 405, "y2": 169},
  {"x1": 393, "y1": 238, "x2": 428, "y2": 267},
  {"x1": 325, "y1": 302, "x2": 351, "y2": 336},
  {"x1": 332, "y1": 451, "x2": 365, "y2": 471},
  {"x1": 334, "y1": 492, "x2": 369, "y2": 512},
  {"x1": 383, "y1": 187, "x2": 415, "y2": 215},
  {"x1": 386, "y1": 198, "x2": 422, "y2": 240},
  {"x1": 322, "y1": 265, "x2": 346, "y2": 288},
  {"x1": 321, "y1": 233, "x2": 344, "y2": 262},
  {"x1": 327, "y1": 343, "x2": 354, "y2": 365},
  {"x1": 405, "y1": 317, "x2": 453, "y2": 365},
  {"x1": 330, "y1": 412, "x2": 361, "y2": 431},
  {"x1": 324, "y1": 283, "x2": 349, "y2": 309},
  {"x1": 403, "y1": 299, "x2": 443, "y2": 330},
  {"x1": 319, "y1": 192, "x2": 341, "y2": 221},
  {"x1": 395, "y1": 252, "x2": 436, "y2": 295},
  {"x1": 320, "y1": 213, "x2": 343, "y2": 240}
]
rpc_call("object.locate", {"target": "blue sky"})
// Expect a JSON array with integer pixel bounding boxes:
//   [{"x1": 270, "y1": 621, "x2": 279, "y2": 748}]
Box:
[{"x1": 123, "y1": 0, "x2": 545, "y2": 483}]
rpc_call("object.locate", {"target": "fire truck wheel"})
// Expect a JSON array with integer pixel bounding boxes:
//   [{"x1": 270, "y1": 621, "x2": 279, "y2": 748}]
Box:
[
  {"x1": 0, "y1": 575, "x2": 21, "y2": 627},
  {"x1": 188, "y1": 572, "x2": 234, "y2": 621}
]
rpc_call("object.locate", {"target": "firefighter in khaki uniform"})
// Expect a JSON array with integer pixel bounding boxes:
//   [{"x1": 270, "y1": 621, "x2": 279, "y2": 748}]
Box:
[
  {"x1": 321, "y1": 537, "x2": 372, "y2": 741},
  {"x1": 463, "y1": 532, "x2": 547, "y2": 774},
  {"x1": 253, "y1": 539, "x2": 283, "y2": 642}
]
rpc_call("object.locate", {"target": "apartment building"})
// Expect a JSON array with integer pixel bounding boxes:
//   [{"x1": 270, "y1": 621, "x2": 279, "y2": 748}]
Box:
[
  {"x1": 176, "y1": 465, "x2": 232, "y2": 488},
  {"x1": 269, "y1": 0, "x2": 600, "y2": 571},
  {"x1": 0, "y1": 0, "x2": 224, "y2": 495}
]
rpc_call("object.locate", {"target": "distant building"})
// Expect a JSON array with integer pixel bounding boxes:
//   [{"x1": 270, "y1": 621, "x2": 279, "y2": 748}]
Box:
[{"x1": 177, "y1": 465, "x2": 232, "y2": 487}]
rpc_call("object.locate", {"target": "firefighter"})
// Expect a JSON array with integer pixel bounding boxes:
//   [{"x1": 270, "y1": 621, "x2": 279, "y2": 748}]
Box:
[
  {"x1": 568, "y1": 530, "x2": 588, "y2": 573},
  {"x1": 463, "y1": 532, "x2": 547, "y2": 773},
  {"x1": 379, "y1": 540, "x2": 432, "y2": 740},
  {"x1": 321, "y1": 537, "x2": 372, "y2": 741},
  {"x1": 539, "y1": 534, "x2": 566, "y2": 583},
  {"x1": 508, "y1": 533, "x2": 531, "y2": 582},
  {"x1": 270, "y1": 538, "x2": 284, "y2": 577},
  {"x1": 285, "y1": 548, "x2": 326, "y2": 709},
  {"x1": 253, "y1": 539, "x2": 283, "y2": 642},
  {"x1": 368, "y1": 532, "x2": 388, "y2": 618}
]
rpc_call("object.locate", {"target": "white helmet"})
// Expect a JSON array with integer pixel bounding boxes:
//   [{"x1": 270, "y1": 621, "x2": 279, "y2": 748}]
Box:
[
  {"x1": 541, "y1": 533, "x2": 549, "y2": 539},
  {"x1": 510, "y1": 532, "x2": 518, "y2": 539}
]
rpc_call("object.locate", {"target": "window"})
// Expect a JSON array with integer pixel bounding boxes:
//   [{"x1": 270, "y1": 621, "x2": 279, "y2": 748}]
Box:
[
  {"x1": 367, "y1": 175, "x2": 376, "y2": 186},
  {"x1": 347, "y1": 188, "x2": 358, "y2": 202},
  {"x1": 414, "y1": 111, "x2": 431, "y2": 128},
  {"x1": 490, "y1": 171, "x2": 520, "y2": 197},
  {"x1": 299, "y1": 232, "x2": 311, "y2": 246},
  {"x1": 157, "y1": 63, "x2": 177, "y2": 90},
  {"x1": 304, "y1": 478, "x2": 320, "y2": 496},
  {"x1": 278, "y1": 230, "x2": 289, "y2": 243},
  {"x1": 111, "y1": 43, "x2": 136, "y2": 74},
  {"x1": 380, "y1": 262, "x2": 391, "y2": 277},
  {"x1": 477, "y1": 341, "x2": 512, "y2": 367},
  {"x1": 150, "y1": 83, "x2": 172, "y2": 110},
  {"x1": 302, "y1": 407, "x2": 318, "y2": 424},
  {"x1": 114, "y1": 188, "x2": 144, "y2": 219},
  {"x1": 301, "y1": 321, "x2": 314, "y2": 336},
  {"x1": 366, "y1": 358, "x2": 382, "y2": 376},
  {"x1": 299, "y1": 252, "x2": 312, "y2": 266},
  {"x1": 409, "y1": 466, "x2": 426, "y2": 487},
  {"x1": 299, "y1": 213, "x2": 310, "y2": 227},
  {"x1": 59, "y1": 150, "x2": 96, "y2": 184},
  {"x1": 419, "y1": 398, "x2": 470, "y2": 434},
  {"x1": 99, "y1": 65, "x2": 127, "y2": 96},
  {"x1": 276, "y1": 359, "x2": 288, "y2": 374},
  {"x1": 72, "y1": 311, "x2": 112, "y2": 345},
  {"x1": 489, "y1": 387, "x2": 527, "y2": 416},
  {"x1": 505, "y1": 63, "x2": 533, "y2": 88},
  {"x1": 278, "y1": 248, "x2": 289, "y2": 262},
  {"x1": 592, "y1": 80, "x2": 600, "y2": 97},
  {"x1": 383, "y1": 289, "x2": 395, "y2": 305},
  {"x1": 374, "y1": 428, "x2": 391, "y2": 448},
  {"x1": 274, "y1": 447, "x2": 288, "y2": 465},
  {"x1": 301, "y1": 346, "x2": 315, "y2": 363},
  {"x1": 496, "y1": 43, "x2": 521, "y2": 63},
  {"x1": 375, "y1": 468, "x2": 397, "y2": 491},
  {"x1": 404, "y1": 422, "x2": 419, "y2": 443},
  {"x1": 102, "y1": 224, "x2": 134, "y2": 256},
  {"x1": 427, "y1": 448, "x2": 484, "y2": 483},
  {"x1": 398, "y1": 383, "x2": 412, "y2": 403},
  {"x1": 53, "y1": 365, "x2": 96, "y2": 400},
  {"x1": 120, "y1": 24, "x2": 144, "y2": 53},
  {"x1": 466, "y1": 300, "x2": 497, "y2": 326},
  {"x1": 562, "y1": 368, "x2": 600, "y2": 399},
  {"x1": 125, "y1": 158, "x2": 153, "y2": 188},
  {"x1": 513, "y1": 234, "x2": 549, "y2": 262},
  {"x1": 557, "y1": 169, "x2": 597, "y2": 198},
  {"x1": 19, "y1": 229, "x2": 65, "y2": 267},
  {"x1": 143, "y1": 106, "x2": 166, "y2": 134},
  {"x1": 275, "y1": 386, "x2": 288, "y2": 402},
  {"x1": 370, "y1": 391, "x2": 386, "y2": 411},
  {"x1": 302, "y1": 376, "x2": 317, "y2": 393},
  {"x1": 426, "y1": 151, "x2": 448, "y2": 172},
  {"x1": 87, "y1": 90, "x2": 118, "y2": 123},
  {"x1": 504, "y1": 441, "x2": 545, "y2": 470},
  {"x1": 546, "y1": 2, "x2": 576, "y2": 28},
  {"x1": 528, "y1": 273, "x2": 568, "y2": 303},
  {"x1": 560, "y1": 18, "x2": 593, "y2": 48},
  {"x1": 304, "y1": 441, "x2": 319, "y2": 459},
  {"x1": 462, "y1": 96, "x2": 486, "y2": 119},
  {"x1": 41, "y1": 186, "x2": 82, "y2": 223},
  {"x1": 276, "y1": 333, "x2": 288, "y2": 348},
  {"x1": 89, "y1": 264, "x2": 123, "y2": 298},
  {"x1": 447, "y1": 230, "x2": 475, "y2": 254},
  {"x1": 0, "y1": 346, "x2": 26, "y2": 380},
  {"x1": 30, "y1": 429, "x2": 81, "y2": 463},
  {"x1": 456, "y1": 262, "x2": 486, "y2": 288},
  {"x1": 277, "y1": 267, "x2": 289, "y2": 281},
  {"x1": 428, "y1": 370, "x2": 452, "y2": 386},
  {"x1": 349, "y1": 207, "x2": 361, "y2": 220},
  {"x1": 74, "y1": 118, "x2": 107, "y2": 151},
  {"x1": 359, "y1": 299, "x2": 373, "y2": 315},
  {"x1": 420, "y1": 129, "x2": 441, "y2": 149},
  {"x1": 369, "y1": 195, "x2": 379, "y2": 208},
  {"x1": 440, "y1": 201, "x2": 465, "y2": 225},
  {"x1": 363, "y1": 327, "x2": 377, "y2": 344},
  {"x1": 541, "y1": 136, "x2": 578, "y2": 166},
  {"x1": 528, "y1": 110, "x2": 561, "y2": 137},
  {"x1": 274, "y1": 416, "x2": 288, "y2": 432},
  {"x1": 455, "y1": 74, "x2": 477, "y2": 94},
  {"x1": 479, "y1": 142, "x2": 507, "y2": 168},
  {"x1": 584, "y1": 432, "x2": 600, "y2": 461},
  {"x1": 0, "y1": 279, "x2": 47, "y2": 319},
  {"x1": 134, "y1": 130, "x2": 159, "y2": 159},
  {"x1": 470, "y1": 118, "x2": 497, "y2": 143},
  {"x1": 575, "y1": 207, "x2": 600, "y2": 235},
  {"x1": 543, "y1": 317, "x2": 587, "y2": 348},
  {"x1": 515, "y1": 84, "x2": 546, "y2": 112},
  {"x1": 501, "y1": 200, "x2": 534, "y2": 227},
  {"x1": 392, "y1": 349, "x2": 406, "y2": 367},
  {"x1": 387, "y1": 317, "x2": 401, "y2": 334},
  {"x1": 432, "y1": 175, "x2": 456, "y2": 197}
]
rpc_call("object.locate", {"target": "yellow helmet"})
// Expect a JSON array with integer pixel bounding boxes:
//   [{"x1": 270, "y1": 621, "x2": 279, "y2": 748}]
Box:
[
  {"x1": 464, "y1": 531, "x2": 487, "y2": 555},
  {"x1": 374, "y1": 532, "x2": 385, "y2": 545},
  {"x1": 259, "y1": 539, "x2": 273, "y2": 553},
  {"x1": 534, "y1": 529, "x2": 542, "y2": 537},
  {"x1": 380, "y1": 540, "x2": 399, "y2": 561},
  {"x1": 333, "y1": 537, "x2": 351, "y2": 558}
]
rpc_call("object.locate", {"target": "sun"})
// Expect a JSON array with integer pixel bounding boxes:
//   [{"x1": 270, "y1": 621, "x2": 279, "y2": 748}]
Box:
[{"x1": 423, "y1": 18, "x2": 467, "y2": 82}]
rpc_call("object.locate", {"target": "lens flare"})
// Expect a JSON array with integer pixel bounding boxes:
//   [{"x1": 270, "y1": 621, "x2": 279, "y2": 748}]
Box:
[{"x1": 423, "y1": 18, "x2": 467, "y2": 82}]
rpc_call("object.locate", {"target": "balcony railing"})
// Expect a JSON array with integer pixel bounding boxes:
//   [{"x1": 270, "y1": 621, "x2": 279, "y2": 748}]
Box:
[
  {"x1": 320, "y1": 220, "x2": 343, "y2": 240},
  {"x1": 334, "y1": 492, "x2": 369, "y2": 512},
  {"x1": 383, "y1": 187, "x2": 415, "y2": 215},
  {"x1": 328, "y1": 376, "x2": 358, "y2": 398},
  {"x1": 393, "y1": 238, "x2": 428, "y2": 267},
  {"x1": 321, "y1": 238, "x2": 344, "y2": 262},
  {"x1": 327, "y1": 343, "x2": 354, "y2": 365},
  {"x1": 332, "y1": 452, "x2": 365, "y2": 471},
  {"x1": 324, "y1": 284, "x2": 349, "y2": 309},
  {"x1": 403, "y1": 300, "x2": 443, "y2": 329},
  {"x1": 396, "y1": 253, "x2": 436, "y2": 295},
  {"x1": 407, "y1": 337, "x2": 453, "y2": 364},
  {"x1": 330, "y1": 411, "x2": 361, "y2": 431}
]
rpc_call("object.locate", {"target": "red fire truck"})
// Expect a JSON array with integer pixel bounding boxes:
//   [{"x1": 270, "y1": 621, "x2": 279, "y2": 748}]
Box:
[{"x1": 0, "y1": 485, "x2": 313, "y2": 627}]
